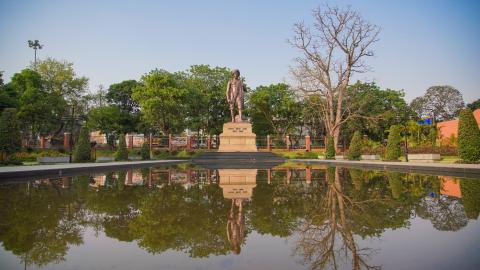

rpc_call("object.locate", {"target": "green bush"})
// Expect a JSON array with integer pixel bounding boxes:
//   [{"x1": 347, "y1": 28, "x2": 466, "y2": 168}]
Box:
[
  {"x1": 325, "y1": 136, "x2": 335, "y2": 160},
  {"x1": 0, "y1": 108, "x2": 22, "y2": 164},
  {"x1": 348, "y1": 131, "x2": 362, "y2": 160},
  {"x1": 460, "y1": 178, "x2": 480, "y2": 219},
  {"x1": 115, "y1": 134, "x2": 128, "y2": 161},
  {"x1": 141, "y1": 141, "x2": 150, "y2": 160},
  {"x1": 458, "y1": 109, "x2": 480, "y2": 162},
  {"x1": 385, "y1": 125, "x2": 402, "y2": 161},
  {"x1": 73, "y1": 126, "x2": 92, "y2": 162}
]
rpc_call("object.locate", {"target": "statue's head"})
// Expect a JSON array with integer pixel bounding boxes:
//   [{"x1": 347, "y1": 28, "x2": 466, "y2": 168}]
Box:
[{"x1": 232, "y1": 69, "x2": 240, "y2": 78}]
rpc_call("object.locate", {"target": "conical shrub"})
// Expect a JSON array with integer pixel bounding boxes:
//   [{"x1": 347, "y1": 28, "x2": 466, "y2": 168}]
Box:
[
  {"x1": 115, "y1": 134, "x2": 128, "y2": 161},
  {"x1": 458, "y1": 109, "x2": 480, "y2": 162},
  {"x1": 348, "y1": 131, "x2": 362, "y2": 160},
  {"x1": 385, "y1": 125, "x2": 402, "y2": 161},
  {"x1": 73, "y1": 126, "x2": 92, "y2": 162},
  {"x1": 325, "y1": 136, "x2": 335, "y2": 160}
]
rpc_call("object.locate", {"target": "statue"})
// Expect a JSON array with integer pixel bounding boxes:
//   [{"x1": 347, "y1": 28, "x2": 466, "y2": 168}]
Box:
[{"x1": 226, "y1": 69, "x2": 245, "y2": 122}]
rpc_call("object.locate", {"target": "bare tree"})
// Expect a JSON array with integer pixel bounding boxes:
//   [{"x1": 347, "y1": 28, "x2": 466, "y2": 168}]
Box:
[{"x1": 289, "y1": 5, "x2": 380, "y2": 150}]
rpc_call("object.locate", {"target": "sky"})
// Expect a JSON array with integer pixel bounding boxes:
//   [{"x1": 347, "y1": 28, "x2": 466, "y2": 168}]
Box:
[{"x1": 0, "y1": 0, "x2": 479, "y2": 102}]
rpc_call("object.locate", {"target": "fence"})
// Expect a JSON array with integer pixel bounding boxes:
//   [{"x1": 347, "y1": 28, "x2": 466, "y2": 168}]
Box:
[{"x1": 26, "y1": 133, "x2": 328, "y2": 152}]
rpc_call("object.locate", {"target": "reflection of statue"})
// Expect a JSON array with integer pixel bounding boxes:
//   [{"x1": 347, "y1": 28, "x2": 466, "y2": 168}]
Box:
[
  {"x1": 226, "y1": 69, "x2": 245, "y2": 122},
  {"x1": 227, "y1": 198, "x2": 245, "y2": 254}
]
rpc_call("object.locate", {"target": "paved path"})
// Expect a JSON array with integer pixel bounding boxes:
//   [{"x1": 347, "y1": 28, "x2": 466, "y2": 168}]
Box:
[
  {"x1": 0, "y1": 160, "x2": 185, "y2": 180},
  {"x1": 292, "y1": 159, "x2": 480, "y2": 178}
]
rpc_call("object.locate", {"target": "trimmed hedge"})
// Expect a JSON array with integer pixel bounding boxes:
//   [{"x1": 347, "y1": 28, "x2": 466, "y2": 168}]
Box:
[
  {"x1": 385, "y1": 125, "x2": 402, "y2": 161},
  {"x1": 73, "y1": 126, "x2": 92, "y2": 162},
  {"x1": 141, "y1": 141, "x2": 150, "y2": 160},
  {"x1": 348, "y1": 131, "x2": 362, "y2": 160},
  {"x1": 325, "y1": 136, "x2": 335, "y2": 160},
  {"x1": 115, "y1": 134, "x2": 128, "y2": 161},
  {"x1": 458, "y1": 109, "x2": 480, "y2": 162}
]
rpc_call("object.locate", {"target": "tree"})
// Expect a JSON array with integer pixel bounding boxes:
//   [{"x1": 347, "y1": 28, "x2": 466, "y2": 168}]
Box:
[
  {"x1": 183, "y1": 65, "x2": 231, "y2": 135},
  {"x1": 0, "y1": 108, "x2": 22, "y2": 163},
  {"x1": 385, "y1": 125, "x2": 402, "y2": 161},
  {"x1": 11, "y1": 69, "x2": 64, "y2": 140},
  {"x1": 289, "y1": 5, "x2": 380, "y2": 151},
  {"x1": 325, "y1": 136, "x2": 335, "y2": 159},
  {"x1": 410, "y1": 85, "x2": 464, "y2": 122},
  {"x1": 467, "y1": 98, "x2": 480, "y2": 111},
  {"x1": 132, "y1": 69, "x2": 187, "y2": 135},
  {"x1": 249, "y1": 83, "x2": 302, "y2": 136},
  {"x1": 141, "y1": 141, "x2": 150, "y2": 160},
  {"x1": 343, "y1": 82, "x2": 410, "y2": 141},
  {"x1": 0, "y1": 72, "x2": 19, "y2": 111},
  {"x1": 347, "y1": 131, "x2": 362, "y2": 160},
  {"x1": 87, "y1": 105, "x2": 133, "y2": 146},
  {"x1": 457, "y1": 109, "x2": 480, "y2": 162},
  {"x1": 105, "y1": 80, "x2": 141, "y2": 134},
  {"x1": 115, "y1": 134, "x2": 128, "y2": 161},
  {"x1": 73, "y1": 126, "x2": 91, "y2": 162}
]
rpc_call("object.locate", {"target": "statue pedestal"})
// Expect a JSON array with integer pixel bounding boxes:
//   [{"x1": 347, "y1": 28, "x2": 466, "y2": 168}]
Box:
[
  {"x1": 219, "y1": 169, "x2": 257, "y2": 199},
  {"x1": 219, "y1": 122, "x2": 257, "y2": 152}
]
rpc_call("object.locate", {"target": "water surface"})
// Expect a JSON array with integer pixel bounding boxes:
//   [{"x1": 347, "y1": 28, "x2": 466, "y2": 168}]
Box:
[{"x1": 0, "y1": 163, "x2": 479, "y2": 270}]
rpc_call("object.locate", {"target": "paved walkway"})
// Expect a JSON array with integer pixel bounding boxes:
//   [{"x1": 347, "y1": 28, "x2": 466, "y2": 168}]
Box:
[
  {"x1": 292, "y1": 159, "x2": 480, "y2": 178},
  {"x1": 0, "y1": 160, "x2": 184, "y2": 180}
]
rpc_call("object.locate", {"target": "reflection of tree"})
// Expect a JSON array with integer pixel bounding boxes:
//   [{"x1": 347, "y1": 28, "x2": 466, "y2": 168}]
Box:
[
  {"x1": 295, "y1": 167, "x2": 381, "y2": 270},
  {"x1": 0, "y1": 179, "x2": 83, "y2": 267},
  {"x1": 460, "y1": 178, "x2": 480, "y2": 219},
  {"x1": 129, "y1": 183, "x2": 231, "y2": 257},
  {"x1": 227, "y1": 199, "x2": 246, "y2": 254},
  {"x1": 416, "y1": 196, "x2": 468, "y2": 231}
]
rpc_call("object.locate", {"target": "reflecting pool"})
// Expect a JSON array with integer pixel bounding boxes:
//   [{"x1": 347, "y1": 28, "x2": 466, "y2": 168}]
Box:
[{"x1": 0, "y1": 163, "x2": 479, "y2": 270}]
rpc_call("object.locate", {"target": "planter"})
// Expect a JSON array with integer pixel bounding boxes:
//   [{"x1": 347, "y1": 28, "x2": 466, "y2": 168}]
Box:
[
  {"x1": 129, "y1": 156, "x2": 142, "y2": 161},
  {"x1": 361, "y1": 154, "x2": 381, "y2": 161},
  {"x1": 318, "y1": 155, "x2": 325, "y2": 160},
  {"x1": 335, "y1": 155, "x2": 346, "y2": 160},
  {"x1": 407, "y1": 153, "x2": 441, "y2": 163},
  {"x1": 37, "y1": 156, "x2": 70, "y2": 164},
  {"x1": 96, "y1": 156, "x2": 115, "y2": 162}
]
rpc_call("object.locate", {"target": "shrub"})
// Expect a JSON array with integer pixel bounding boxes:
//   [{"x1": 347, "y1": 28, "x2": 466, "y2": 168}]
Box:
[
  {"x1": 0, "y1": 108, "x2": 22, "y2": 164},
  {"x1": 348, "y1": 131, "x2": 362, "y2": 160},
  {"x1": 325, "y1": 136, "x2": 335, "y2": 160},
  {"x1": 73, "y1": 126, "x2": 92, "y2": 162},
  {"x1": 385, "y1": 125, "x2": 402, "y2": 161},
  {"x1": 460, "y1": 178, "x2": 480, "y2": 219},
  {"x1": 458, "y1": 109, "x2": 480, "y2": 162},
  {"x1": 141, "y1": 141, "x2": 150, "y2": 160},
  {"x1": 115, "y1": 134, "x2": 128, "y2": 161}
]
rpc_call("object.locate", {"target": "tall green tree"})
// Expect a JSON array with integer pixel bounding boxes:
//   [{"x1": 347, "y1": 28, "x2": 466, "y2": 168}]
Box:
[
  {"x1": 385, "y1": 125, "x2": 402, "y2": 161},
  {"x1": 10, "y1": 69, "x2": 64, "y2": 139},
  {"x1": 466, "y1": 98, "x2": 480, "y2": 111},
  {"x1": 249, "y1": 83, "x2": 302, "y2": 136},
  {"x1": 132, "y1": 69, "x2": 187, "y2": 135},
  {"x1": 115, "y1": 134, "x2": 128, "y2": 161},
  {"x1": 347, "y1": 131, "x2": 362, "y2": 160},
  {"x1": 0, "y1": 108, "x2": 22, "y2": 163},
  {"x1": 457, "y1": 108, "x2": 480, "y2": 162},
  {"x1": 410, "y1": 85, "x2": 464, "y2": 122},
  {"x1": 183, "y1": 65, "x2": 231, "y2": 135},
  {"x1": 73, "y1": 126, "x2": 92, "y2": 162},
  {"x1": 87, "y1": 105, "x2": 124, "y2": 146},
  {"x1": 0, "y1": 72, "x2": 19, "y2": 111}
]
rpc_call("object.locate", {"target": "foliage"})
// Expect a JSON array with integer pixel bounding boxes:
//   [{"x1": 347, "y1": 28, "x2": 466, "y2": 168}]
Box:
[
  {"x1": 115, "y1": 134, "x2": 128, "y2": 161},
  {"x1": 0, "y1": 108, "x2": 22, "y2": 163},
  {"x1": 457, "y1": 109, "x2": 480, "y2": 162},
  {"x1": 73, "y1": 126, "x2": 91, "y2": 162},
  {"x1": 460, "y1": 179, "x2": 480, "y2": 219},
  {"x1": 87, "y1": 105, "x2": 126, "y2": 146},
  {"x1": 325, "y1": 136, "x2": 335, "y2": 159},
  {"x1": 249, "y1": 83, "x2": 302, "y2": 136},
  {"x1": 347, "y1": 131, "x2": 362, "y2": 160},
  {"x1": 183, "y1": 65, "x2": 231, "y2": 135},
  {"x1": 132, "y1": 69, "x2": 187, "y2": 135},
  {"x1": 466, "y1": 98, "x2": 480, "y2": 111},
  {"x1": 385, "y1": 125, "x2": 402, "y2": 161},
  {"x1": 410, "y1": 85, "x2": 464, "y2": 121},
  {"x1": 0, "y1": 81, "x2": 18, "y2": 111},
  {"x1": 141, "y1": 141, "x2": 150, "y2": 160},
  {"x1": 344, "y1": 82, "x2": 410, "y2": 141}
]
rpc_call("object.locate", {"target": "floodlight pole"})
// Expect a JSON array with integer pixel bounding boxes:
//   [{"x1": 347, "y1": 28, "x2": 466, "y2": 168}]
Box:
[{"x1": 27, "y1": 40, "x2": 43, "y2": 69}]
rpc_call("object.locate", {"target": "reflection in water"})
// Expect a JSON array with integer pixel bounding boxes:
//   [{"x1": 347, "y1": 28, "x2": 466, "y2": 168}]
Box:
[{"x1": 0, "y1": 164, "x2": 479, "y2": 269}]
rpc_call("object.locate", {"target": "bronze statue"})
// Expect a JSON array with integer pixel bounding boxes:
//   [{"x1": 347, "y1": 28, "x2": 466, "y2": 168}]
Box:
[{"x1": 226, "y1": 69, "x2": 244, "y2": 122}]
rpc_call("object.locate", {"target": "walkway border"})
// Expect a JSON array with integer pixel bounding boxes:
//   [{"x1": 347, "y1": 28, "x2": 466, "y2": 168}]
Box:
[
  {"x1": 0, "y1": 160, "x2": 185, "y2": 181},
  {"x1": 292, "y1": 159, "x2": 480, "y2": 178}
]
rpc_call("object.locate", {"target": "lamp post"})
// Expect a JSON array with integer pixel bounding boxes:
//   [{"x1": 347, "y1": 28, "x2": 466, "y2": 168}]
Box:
[{"x1": 27, "y1": 40, "x2": 43, "y2": 69}]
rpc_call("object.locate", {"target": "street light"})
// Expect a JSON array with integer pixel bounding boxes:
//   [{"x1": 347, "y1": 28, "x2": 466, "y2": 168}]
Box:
[{"x1": 27, "y1": 40, "x2": 43, "y2": 68}]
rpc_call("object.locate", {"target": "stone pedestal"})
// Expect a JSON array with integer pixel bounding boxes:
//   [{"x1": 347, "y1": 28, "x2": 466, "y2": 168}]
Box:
[{"x1": 219, "y1": 122, "x2": 257, "y2": 152}]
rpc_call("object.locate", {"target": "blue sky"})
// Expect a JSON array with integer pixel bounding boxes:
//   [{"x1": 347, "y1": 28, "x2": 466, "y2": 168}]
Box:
[{"x1": 0, "y1": 0, "x2": 479, "y2": 102}]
